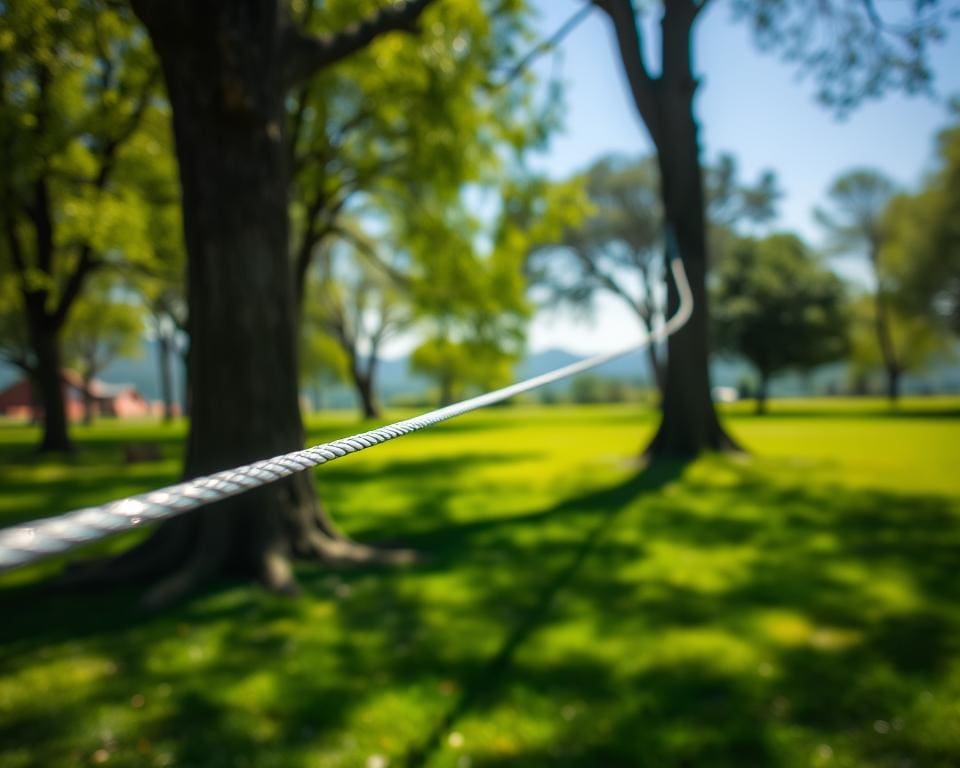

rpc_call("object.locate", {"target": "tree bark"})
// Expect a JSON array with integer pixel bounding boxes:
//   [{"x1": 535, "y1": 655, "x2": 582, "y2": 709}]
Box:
[
  {"x1": 26, "y1": 315, "x2": 72, "y2": 452},
  {"x1": 644, "y1": 34, "x2": 737, "y2": 455}
]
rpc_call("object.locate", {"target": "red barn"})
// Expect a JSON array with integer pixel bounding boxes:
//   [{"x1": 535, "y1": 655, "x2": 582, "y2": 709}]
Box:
[{"x1": 0, "y1": 371, "x2": 154, "y2": 421}]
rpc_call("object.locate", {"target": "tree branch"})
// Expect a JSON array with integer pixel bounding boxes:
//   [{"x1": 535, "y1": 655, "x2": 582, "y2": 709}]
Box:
[
  {"x1": 332, "y1": 223, "x2": 411, "y2": 289},
  {"x1": 0, "y1": 349, "x2": 34, "y2": 375},
  {"x1": 283, "y1": 0, "x2": 438, "y2": 86},
  {"x1": 493, "y1": 3, "x2": 594, "y2": 88},
  {"x1": 52, "y1": 246, "x2": 100, "y2": 328},
  {"x1": 592, "y1": 0, "x2": 660, "y2": 141},
  {"x1": 573, "y1": 245, "x2": 646, "y2": 318}
]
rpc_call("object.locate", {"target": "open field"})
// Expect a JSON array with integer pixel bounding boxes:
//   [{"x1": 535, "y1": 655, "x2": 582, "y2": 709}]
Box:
[{"x1": 1, "y1": 398, "x2": 959, "y2": 767}]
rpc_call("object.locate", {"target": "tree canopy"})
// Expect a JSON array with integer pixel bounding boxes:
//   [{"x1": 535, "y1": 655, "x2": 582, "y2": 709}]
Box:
[
  {"x1": 712, "y1": 233, "x2": 848, "y2": 412},
  {"x1": 0, "y1": 0, "x2": 164, "y2": 449},
  {"x1": 882, "y1": 111, "x2": 960, "y2": 337}
]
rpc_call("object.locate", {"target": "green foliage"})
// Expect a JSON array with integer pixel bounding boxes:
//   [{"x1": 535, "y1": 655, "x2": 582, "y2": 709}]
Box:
[
  {"x1": 402, "y1": 170, "x2": 581, "y2": 406},
  {"x1": 303, "y1": 231, "x2": 411, "y2": 408},
  {"x1": 288, "y1": 0, "x2": 551, "y2": 285},
  {"x1": 286, "y1": 0, "x2": 563, "y2": 410},
  {"x1": 882, "y1": 114, "x2": 960, "y2": 335},
  {"x1": 732, "y1": 0, "x2": 957, "y2": 111},
  {"x1": 1, "y1": 401, "x2": 960, "y2": 766},
  {"x1": 62, "y1": 279, "x2": 143, "y2": 379},
  {"x1": 816, "y1": 169, "x2": 898, "y2": 259},
  {"x1": 410, "y1": 333, "x2": 516, "y2": 404},
  {"x1": 706, "y1": 153, "x2": 782, "y2": 229},
  {"x1": 569, "y1": 374, "x2": 634, "y2": 404},
  {"x1": 0, "y1": 274, "x2": 29, "y2": 371},
  {"x1": 529, "y1": 153, "x2": 780, "y2": 335},
  {"x1": 299, "y1": 324, "x2": 349, "y2": 388},
  {"x1": 528, "y1": 155, "x2": 661, "y2": 320},
  {"x1": 0, "y1": 0, "x2": 164, "y2": 293},
  {"x1": 847, "y1": 294, "x2": 947, "y2": 383},
  {"x1": 712, "y1": 233, "x2": 849, "y2": 385},
  {"x1": 0, "y1": 0, "x2": 172, "y2": 438}
]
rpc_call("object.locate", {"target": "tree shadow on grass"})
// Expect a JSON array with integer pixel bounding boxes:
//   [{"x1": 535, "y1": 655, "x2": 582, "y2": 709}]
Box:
[
  {"x1": 2, "y1": 452, "x2": 960, "y2": 767},
  {"x1": 411, "y1": 461, "x2": 960, "y2": 767},
  {"x1": 400, "y1": 460, "x2": 689, "y2": 768}
]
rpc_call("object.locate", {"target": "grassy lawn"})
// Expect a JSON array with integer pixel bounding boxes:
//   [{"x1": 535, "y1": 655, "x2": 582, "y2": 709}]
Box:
[{"x1": 1, "y1": 399, "x2": 959, "y2": 767}]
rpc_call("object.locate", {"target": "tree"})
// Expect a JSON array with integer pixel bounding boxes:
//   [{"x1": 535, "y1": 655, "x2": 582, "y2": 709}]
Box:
[
  {"x1": 883, "y1": 112, "x2": 960, "y2": 336},
  {"x1": 408, "y1": 183, "x2": 534, "y2": 406},
  {"x1": 816, "y1": 169, "x2": 905, "y2": 400},
  {"x1": 712, "y1": 233, "x2": 848, "y2": 413},
  {"x1": 528, "y1": 153, "x2": 779, "y2": 397},
  {"x1": 287, "y1": 0, "x2": 549, "y2": 317},
  {"x1": 592, "y1": 0, "x2": 954, "y2": 455},
  {"x1": 299, "y1": 318, "x2": 349, "y2": 413},
  {"x1": 411, "y1": 333, "x2": 519, "y2": 406},
  {"x1": 130, "y1": 115, "x2": 186, "y2": 424},
  {"x1": 0, "y1": 0, "x2": 160, "y2": 450},
  {"x1": 88, "y1": 0, "x2": 561, "y2": 605},
  {"x1": 62, "y1": 281, "x2": 144, "y2": 424},
  {"x1": 846, "y1": 294, "x2": 945, "y2": 395},
  {"x1": 531, "y1": 156, "x2": 666, "y2": 389},
  {"x1": 0, "y1": 275, "x2": 32, "y2": 379},
  {"x1": 309, "y1": 234, "x2": 412, "y2": 418}
]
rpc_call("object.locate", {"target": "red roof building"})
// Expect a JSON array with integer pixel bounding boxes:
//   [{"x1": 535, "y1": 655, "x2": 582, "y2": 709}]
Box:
[{"x1": 0, "y1": 372, "x2": 171, "y2": 421}]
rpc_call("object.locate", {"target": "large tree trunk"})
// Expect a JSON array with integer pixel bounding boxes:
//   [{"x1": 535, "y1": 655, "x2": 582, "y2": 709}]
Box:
[
  {"x1": 26, "y1": 315, "x2": 72, "y2": 452},
  {"x1": 645, "y1": 78, "x2": 737, "y2": 456},
  {"x1": 597, "y1": 0, "x2": 737, "y2": 458},
  {"x1": 81, "y1": 1, "x2": 406, "y2": 608}
]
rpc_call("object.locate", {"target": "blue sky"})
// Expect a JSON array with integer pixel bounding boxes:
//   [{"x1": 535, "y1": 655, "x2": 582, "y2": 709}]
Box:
[{"x1": 524, "y1": 0, "x2": 960, "y2": 354}]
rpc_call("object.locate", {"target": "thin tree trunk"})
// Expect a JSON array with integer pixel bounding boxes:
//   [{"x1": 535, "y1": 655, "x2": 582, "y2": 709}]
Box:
[
  {"x1": 157, "y1": 328, "x2": 175, "y2": 422},
  {"x1": 646, "y1": 335, "x2": 664, "y2": 397},
  {"x1": 872, "y1": 274, "x2": 901, "y2": 404},
  {"x1": 886, "y1": 366, "x2": 901, "y2": 403},
  {"x1": 440, "y1": 375, "x2": 453, "y2": 407},
  {"x1": 353, "y1": 368, "x2": 380, "y2": 419},
  {"x1": 755, "y1": 373, "x2": 768, "y2": 415},
  {"x1": 179, "y1": 341, "x2": 190, "y2": 419},
  {"x1": 82, "y1": 371, "x2": 95, "y2": 425}
]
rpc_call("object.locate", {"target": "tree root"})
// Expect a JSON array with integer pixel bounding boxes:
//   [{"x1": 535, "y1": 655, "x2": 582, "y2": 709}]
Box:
[
  {"x1": 56, "y1": 501, "x2": 417, "y2": 611},
  {"x1": 297, "y1": 530, "x2": 419, "y2": 567}
]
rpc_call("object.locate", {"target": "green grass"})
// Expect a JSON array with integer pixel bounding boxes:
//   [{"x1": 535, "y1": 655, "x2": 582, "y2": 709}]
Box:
[{"x1": 1, "y1": 398, "x2": 960, "y2": 767}]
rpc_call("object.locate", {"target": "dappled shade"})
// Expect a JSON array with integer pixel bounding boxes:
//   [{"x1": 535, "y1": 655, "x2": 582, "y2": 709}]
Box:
[{"x1": 2, "y1": 402, "x2": 959, "y2": 766}]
